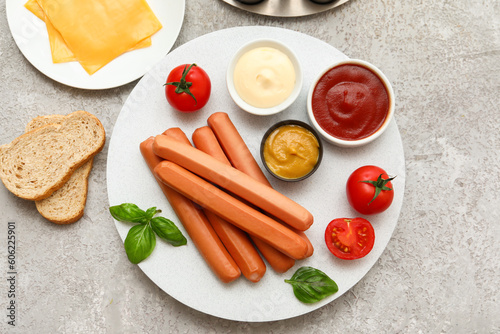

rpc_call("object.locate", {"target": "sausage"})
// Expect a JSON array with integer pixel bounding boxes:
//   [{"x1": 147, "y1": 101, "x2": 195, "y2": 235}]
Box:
[
  {"x1": 207, "y1": 112, "x2": 314, "y2": 258},
  {"x1": 192, "y1": 126, "x2": 296, "y2": 272},
  {"x1": 167, "y1": 124, "x2": 312, "y2": 259},
  {"x1": 167, "y1": 127, "x2": 266, "y2": 282},
  {"x1": 204, "y1": 210, "x2": 266, "y2": 282},
  {"x1": 154, "y1": 161, "x2": 309, "y2": 260},
  {"x1": 162, "y1": 127, "x2": 193, "y2": 145},
  {"x1": 139, "y1": 137, "x2": 241, "y2": 283},
  {"x1": 153, "y1": 135, "x2": 313, "y2": 231},
  {"x1": 192, "y1": 126, "x2": 231, "y2": 165},
  {"x1": 205, "y1": 115, "x2": 315, "y2": 258},
  {"x1": 207, "y1": 112, "x2": 271, "y2": 186}
]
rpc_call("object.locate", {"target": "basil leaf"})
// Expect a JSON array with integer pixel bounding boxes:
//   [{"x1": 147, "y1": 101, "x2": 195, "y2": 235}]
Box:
[
  {"x1": 110, "y1": 202, "x2": 187, "y2": 265},
  {"x1": 124, "y1": 224, "x2": 156, "y2": 264},
  {"x1": 285, "y1": 266, "x2": 338, "y2": 303},
  {"x1": 151, "y1": 217, "x2": 187, "y2": 246},
  {"x1": 109, "y1": 203, "x2": 150, "y2": 224},
  {"x1": 145, "y1": 207, "x2": 159, "y2": 221}
]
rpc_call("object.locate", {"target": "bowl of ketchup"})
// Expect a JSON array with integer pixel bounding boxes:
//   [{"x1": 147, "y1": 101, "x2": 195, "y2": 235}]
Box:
[{"x1": 307, "y1": 59, "x2": 395, "y2": 147}]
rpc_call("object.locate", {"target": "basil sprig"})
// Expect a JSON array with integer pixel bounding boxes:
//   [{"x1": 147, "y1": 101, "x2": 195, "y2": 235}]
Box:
[
  {"x1": 110, "y1": 203, "x2": 187, "y2": 264},
  {"x1": 285, "y1": 266, "x2": 339, "y2": 303}
]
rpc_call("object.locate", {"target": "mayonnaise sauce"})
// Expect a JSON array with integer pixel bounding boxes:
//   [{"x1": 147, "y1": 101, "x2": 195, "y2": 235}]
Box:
[{"x1": 233, "y1": 47, "x2": 295, "y2": 108}]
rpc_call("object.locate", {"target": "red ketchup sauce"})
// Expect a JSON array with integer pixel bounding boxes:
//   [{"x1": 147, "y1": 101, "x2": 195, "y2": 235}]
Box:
[{"x1": 311, "y1": 64, "x2": 390, "y2": 141}]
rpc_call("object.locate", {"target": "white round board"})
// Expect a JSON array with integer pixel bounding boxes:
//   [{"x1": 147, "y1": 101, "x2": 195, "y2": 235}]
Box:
[
  {"x1": 107, "y1": 26, "x2": 406, "y2": 322},
  {"x1": 5, "y1": 0, "x2": 185, "y2": 90}
]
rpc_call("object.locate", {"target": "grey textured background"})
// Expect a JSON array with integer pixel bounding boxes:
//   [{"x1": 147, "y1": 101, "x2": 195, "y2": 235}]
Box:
[{"x1": 0, "y1": 0, "x2": 499, "y2": 333}]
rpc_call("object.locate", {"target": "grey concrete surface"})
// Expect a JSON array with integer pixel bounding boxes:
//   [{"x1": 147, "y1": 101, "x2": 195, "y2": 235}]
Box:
[{"x1": 0, "y1": 0, "x2": 499, "y2": 332}]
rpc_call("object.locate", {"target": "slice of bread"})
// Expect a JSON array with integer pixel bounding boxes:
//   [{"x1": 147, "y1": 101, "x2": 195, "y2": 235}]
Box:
[
  {"x1": 25, "y1": 115, "x2": 94, "y2": 224},
  {"x1": 0, "y1": 110, "x2": 105, "y2": 201}
]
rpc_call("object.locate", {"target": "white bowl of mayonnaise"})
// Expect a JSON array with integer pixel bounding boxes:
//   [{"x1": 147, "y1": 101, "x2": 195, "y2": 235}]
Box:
[{"x1": 227, "y1": 39, "x2": 303, "y2": 116}]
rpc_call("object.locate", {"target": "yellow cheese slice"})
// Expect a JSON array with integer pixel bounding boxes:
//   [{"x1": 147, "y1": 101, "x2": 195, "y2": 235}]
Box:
[
  {"x1": 24, "y1": 0, "x2": 43, "y2": 20},
  {"x1": 25, "y1": 0, "x2": 76, "y2": 62},
  {"x1": 26, "y1": 0, "x2": 154, "y2": 65},
  {"x1": 33, "y1": 0, "x2": 161, "y2": 74}
]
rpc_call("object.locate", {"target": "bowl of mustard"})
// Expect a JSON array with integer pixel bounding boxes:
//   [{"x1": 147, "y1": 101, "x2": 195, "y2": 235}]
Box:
[{"x1": 260, "y1": 120, "x2": 323, "y2": 182}]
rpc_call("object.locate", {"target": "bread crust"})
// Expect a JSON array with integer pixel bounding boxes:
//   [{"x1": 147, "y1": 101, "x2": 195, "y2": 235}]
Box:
[
  {"x1": 0, "y1": 110, "x2": 105, "y2": 202},
  {"x1": 24, "y1": 114, "x2": 97, "y2": 224},
  {"x1": 35, "y1": 158, "x2": 93, "y2": 224}
]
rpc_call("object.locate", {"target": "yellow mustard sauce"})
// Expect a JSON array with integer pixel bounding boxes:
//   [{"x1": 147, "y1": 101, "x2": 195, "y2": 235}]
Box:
[
  {"x1": 233, "y1": 47, "x2": 295, "y2": 108},
  {"x1": 263, "y1": 125, "x2": 319, "y2": 179}
]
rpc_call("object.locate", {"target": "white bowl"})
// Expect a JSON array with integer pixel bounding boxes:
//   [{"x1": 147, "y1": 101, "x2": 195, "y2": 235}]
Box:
[
  {"x1": 307, "y1": 59, "x2": 395, "y2": 147},
  {"x1": 226, "y1": 39, "x2": 303, "y2": 116}
]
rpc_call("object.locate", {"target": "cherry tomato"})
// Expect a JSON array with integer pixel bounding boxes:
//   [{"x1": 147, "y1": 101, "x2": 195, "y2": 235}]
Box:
[
  {"x1": 324, "y1": 218, "x2": 375, "y2": 260},
  {"x1": 346, "y1": 165, "x2": 395, "y2": 215},
  {"x1": 165, "y1": 64, "x2": 211, "y2": 112}
]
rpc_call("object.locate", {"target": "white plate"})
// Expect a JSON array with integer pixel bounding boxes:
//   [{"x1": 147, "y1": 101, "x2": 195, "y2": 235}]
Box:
[
  {"x1": 107, "y1": 26, "x2": 406, "y2": 322},
  {"x1": 5, "y1": 0, "x2": 185, "y2": 90}
]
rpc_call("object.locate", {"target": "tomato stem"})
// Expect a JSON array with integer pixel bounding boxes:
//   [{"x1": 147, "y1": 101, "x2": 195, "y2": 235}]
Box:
[
  {"x1": 360, "y1": 174, "x2": 396, "y2": 205},
  {"x1": 164, "y1": 63, "x2": 198, "y2": 104}
]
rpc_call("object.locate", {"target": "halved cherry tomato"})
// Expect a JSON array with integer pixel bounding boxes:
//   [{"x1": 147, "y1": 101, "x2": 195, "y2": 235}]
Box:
[
  {"x1": 165, "y1": 63, "x2": 211, "y2": 112},
  {"x1": 346, "y1": 165, "x2": 395, "y2": 215},
  {"x1": 324, "y1": 218, "x2": 375, "y2": 260}
]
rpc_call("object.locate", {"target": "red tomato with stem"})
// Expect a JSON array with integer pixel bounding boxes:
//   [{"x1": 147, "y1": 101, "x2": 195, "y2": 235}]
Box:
[
  {"x1": 346, "y1": 165, "x2": 395, "y2": 215},
  {"x1": 324, "y1": 218, "x2": 375, "y2": 260},
  {"x1": 165, "y1": 63, "x2": 211, "y2": 112}
]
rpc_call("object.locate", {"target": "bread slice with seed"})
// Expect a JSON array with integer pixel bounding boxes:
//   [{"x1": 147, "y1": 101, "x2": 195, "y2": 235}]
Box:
[
  {"x1": 0, "y1": 110, "x2": 105, "y2": 202},
  {"x1": 25, "y1": 114, "x2": 94, "y2": 224}
]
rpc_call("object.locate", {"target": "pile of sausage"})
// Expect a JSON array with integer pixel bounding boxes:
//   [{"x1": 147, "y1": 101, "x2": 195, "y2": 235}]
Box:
[{"x1": 140, "y1": 112, "x2": 314, "y2": 283}]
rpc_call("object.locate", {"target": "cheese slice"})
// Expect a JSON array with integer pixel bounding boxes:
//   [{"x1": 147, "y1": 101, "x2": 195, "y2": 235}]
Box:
[
  {"x1": 24, "y1": 0, "x2": 43, "y2": 20},
  {"x1": 25, "y1": 0, "x2": 75, "y2": 62},
  {"x1": 33, "y1": 0, "x2": 162, "y2": 74},
  {"x1": 25, "y1": 0, "x2": 153, "y2": 64}
]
